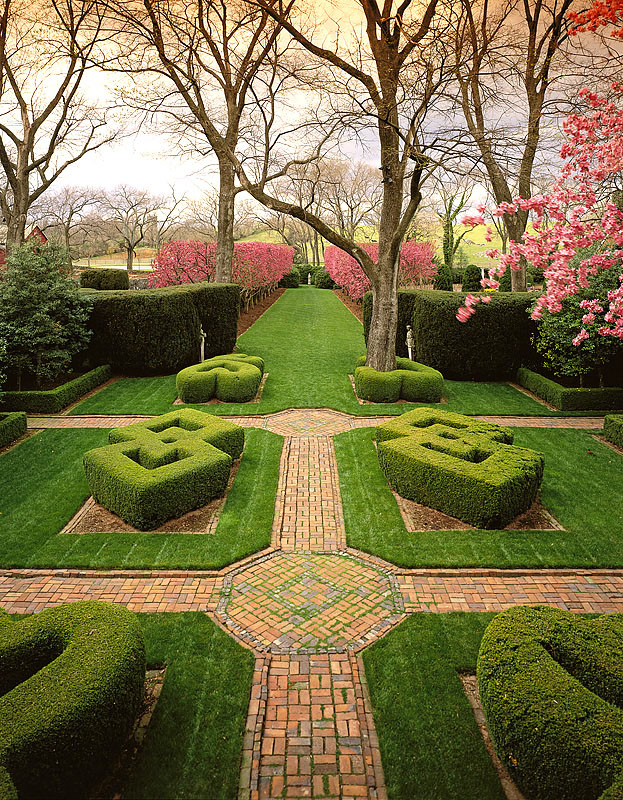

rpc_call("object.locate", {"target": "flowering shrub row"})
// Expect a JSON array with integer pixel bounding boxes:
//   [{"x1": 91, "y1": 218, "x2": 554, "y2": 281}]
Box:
[
  {"x1": 149, "y1": 241, "x2": 293, "y2": 310},
  {"x1": 324, "y1": 241, "x2": 437, "y2": 300}
]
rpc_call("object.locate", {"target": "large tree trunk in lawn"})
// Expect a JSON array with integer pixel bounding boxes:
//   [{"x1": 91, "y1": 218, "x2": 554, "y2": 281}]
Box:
[
  {"x1": 214, "y1": 159, "x2": 236, "y2": 283},
  {"x1": 366, "y1": 253, "x2": 400, "y2": 373},
  {"x1": 504, "y1": 213, "x2": 528, "y2": 292},
  {"x1": 126, "y1": 246, "x2": 134, "y2": 271}
]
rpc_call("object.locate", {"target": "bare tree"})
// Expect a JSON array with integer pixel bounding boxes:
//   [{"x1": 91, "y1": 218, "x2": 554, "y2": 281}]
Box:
[
  {"x1": 435, "y1": 181, "x2": 472, "y2": 270},
  {"x1": 30, "y1": 185, "x2": 100, "y2": 268},
  {"x1": 0, "y1": 0, "x2": 114, "y2": 251},
  {"x1": 100, "y1": 186, "x2": 164, "y2": 270},
  {"x1": 186, "y1": 190, "x2": 256, "y2": 242}
]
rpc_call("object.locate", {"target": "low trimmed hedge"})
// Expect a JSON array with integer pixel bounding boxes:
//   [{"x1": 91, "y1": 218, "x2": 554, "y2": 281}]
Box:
[
  {"x1": 604, "y1": 415, "x2": 623, "y2": 449},
  {"x1": 84, "y1": 282, "x2": 240, "y2": 374},
  {"x1": 278, "y1": 270, "x2": 300, "y2": 288},
  {"x1": 176, "y1": 354, "x2": 264, "y2": 403},
  {"x1": 85, "y1": 409, "x2": 244, "y2": 529},
  {"x1": 354, "y1": 356, "x2": 443, "y2": 403},
  {"x1": 363, "y1": 290, "x2": 419, "y2": 359},
  {"x1": 478, "y1": 605, "x2": 623, "y2": 800},
  {"x1": 376, "y1": 408, "x2": 544, "y2": 528},
  {"x1": 517, "y1": 367, "x2": 623, "y2": 412},
  {"x1": 79, "y1": 268, "x2": 130, "y2": 290},
  {"x1": 0, "y1": 365, "x2": 112, "y2": 413},
  {"x1": 0, "y1": 412, "x2": 26, "y2": 449},
  {"x1": 0, "y1": 601, "x2": 145, "y2": 799}
]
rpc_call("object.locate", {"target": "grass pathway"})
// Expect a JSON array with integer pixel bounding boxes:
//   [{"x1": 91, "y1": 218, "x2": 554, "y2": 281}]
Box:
[{"x1": 70, "y1": 287, "x2": 551, "y2": 417}]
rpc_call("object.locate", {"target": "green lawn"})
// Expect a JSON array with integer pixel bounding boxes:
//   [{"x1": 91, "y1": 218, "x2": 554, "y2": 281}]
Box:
[
  {"x1": 362, "y1": 612, "x2": 502, "y2": 800},
  {"x1": 335, "y1": 426, "x2": 623, "y2": 568},
  {"x1": 70, "y1": 287, "x2": 552, "y2": 417},
  {"x1": 0, "y1": 427, "x2": 281, "y2": 569}
]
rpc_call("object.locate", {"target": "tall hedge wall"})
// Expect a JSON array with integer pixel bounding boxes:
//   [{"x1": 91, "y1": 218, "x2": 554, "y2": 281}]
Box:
[
  {"x1": 412, "y1": 291, "x2": 536, "y2": 380},
  {"x1": 84, "y1": 283, "x2": 239, "y2": 375},
  {"x1": 363, "y1": 290, "x2": 419, "y2": 359}
]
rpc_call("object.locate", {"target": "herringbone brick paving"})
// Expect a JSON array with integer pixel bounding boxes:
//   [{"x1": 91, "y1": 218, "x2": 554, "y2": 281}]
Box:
[{"x1": 5, "y1": 406, "x2": 622, "y2": 798}]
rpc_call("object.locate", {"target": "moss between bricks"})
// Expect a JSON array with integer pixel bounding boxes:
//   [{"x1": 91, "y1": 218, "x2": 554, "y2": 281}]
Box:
[
  {"x1": 478, "y1": 605, "x2": 623, "y2": 800},
  {"x1": 376, "y1": 408, "x2": 544, "y2": 528},
  {"x1": 176, "y1": 354, "x2": 265, "y2": 403},
  {"x1": 0, "y1": 412, "x2": 26, "y2": 449},
  {"x1": 84, "y1": 409, "x2": 244, "y2": 530},
  {"x1": 354, "y1": 356, "x2": 443, "y2": 403},
  {"x1": 0, "y1": 365, "x2": 112, "y2": 413},
  {"x1": 0, "y1": 601, "x2": 145, "y2": 800},
  {"x1": 517, "y1": 367, "x2": 623, "y2": 412}
]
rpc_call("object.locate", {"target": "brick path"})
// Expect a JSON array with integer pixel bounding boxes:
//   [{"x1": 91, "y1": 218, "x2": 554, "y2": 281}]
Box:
[{"x1": 6, "y1": 406, "x2": 622, "y2": 799}]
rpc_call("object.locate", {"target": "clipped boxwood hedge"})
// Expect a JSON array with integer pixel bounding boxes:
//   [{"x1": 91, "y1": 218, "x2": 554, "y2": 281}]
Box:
[
  {"x1": 84, "y1": 409, "x2": 244, "y2": 529},
  {"x1": 376, "y1": 408, "x2": 544, "y2": 528},
  {"x1": 604, "y1": 415, "x2": 623, "y2": 449},
  {"x1": 0, "y1": 601, "x2": 145, "y2": 799},
  {"x1": 177, "y1": 353, "x2": 264, "y2": 403},
  {"x1": 412, "y1": 291, "x2": 536, "y2": 380},
  {"x1": 517, "y1": 367, "x2": 623, "y2": 412},
  {"x1": 313, "y1": 269, "x2": 336, "y2": 289},
  {"x1": 363, "y1": 290, "x2": 419, "y2": 359},
  {"x1": 0, "y1": 412, "x2": 26, "y2": 449},
  {"x1": 0, "y1": 365, "x2": 112, "y2": 413},
  {"x1": 278, "y1": 270, "x2": 300, "y2": 288},
  {"x1": 79, "y1": 268, "x2": 130, "y2": 290},
  {"x1": 84, "y1": 282, "x2": 240, "y2": 375},
  {"x1": 478, "y1": 605, "x2": 623, "y2": 800},
  {"x1": 354, "y1": 356, "x2": 443, "y2": 403}
]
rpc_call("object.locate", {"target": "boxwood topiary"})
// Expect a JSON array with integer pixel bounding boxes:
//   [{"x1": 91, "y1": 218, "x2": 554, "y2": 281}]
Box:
[
  {"x1": 604, "y1": 415, "x2": 623, "y2": 449},
  {"x1": 0, "y1": 365, "x2": 112, "y2": 413},
  {"x1": 517, "y1": 367, "x2": 623, "y2": 412},
  {"x1": 84, "y1": 409, "x2": 244, "y2": 529},
  {"x1": 0, "y1": 601, "x2": 145, "y2": 800},
  {"x1": 478, "y1": 605, "x2": 623, "y2": 800},
  {"x1": 376, "y1": 408, "x2": 544, "y2": 528},
  {"x1": 313, "y1": 269, "x2": 336, "y2": 289},
  {"x1": 0, "y1": 411, "x2": 26, "y2": 448},
  {"x1": 79, "y1": 268, "x2": 130, "y2": 290},
  {"x1": 176, "y1": 354, "x2": 264, "y2": 403},
  {"x1": 354, "y1": 356, "x2": 443, "y2": 403},
  {"x1": 461, "y1": 264, "x2": 482, "y2": 292},
  {"x1": 278, "y1": 270, "x2": 300, "y2": 288}
]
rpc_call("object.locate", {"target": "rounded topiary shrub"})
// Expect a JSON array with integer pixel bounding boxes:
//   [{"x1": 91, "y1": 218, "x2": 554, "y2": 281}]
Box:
[
  {"x1": 0, "y1": 601, "x2": 146, "y2": 799},
  {"x1": 80, "y1": 268, "x2": 130, "y2": 290},
  {"x1": 478, "y1": 605, "x2": 623, "y2": 800},
  {"x1": 313, "y1": 269, "x2": 336, "y2": 289},
  {"x1": 354, "y1": 356, "x2": 444, "y2": 403},
  {"x1": 278, "y1": 270, "x2": 300, "y2": 288},
  {"x1": 433, "y1": 261, "x2": 453, "y2": 291},
  {"x1": 461, "y1": 264, "x2": 482, "y2": 292},
  {"x1": 176, "y1": 354, "x2": 265, "y2": 403}
]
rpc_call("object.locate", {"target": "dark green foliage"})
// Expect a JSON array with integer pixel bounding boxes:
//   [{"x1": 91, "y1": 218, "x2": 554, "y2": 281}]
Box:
[
  {"x1": 497, "y1": 270, "x2": 512, "y2": 291},
  {"x1": 478, "y1": 606, "x2": 623, "y2": 800},
  {"x1": 354, "y1": 356, "x2": 443, "y2": 403},
  {"x1": 278, "y1": 270, "x2": 300, "y2": 288},
  {"x1": 313, "y1": 269, "x2": 336, "y2": 289},
  {"x1": 530, "y1": 264, "x2": 545, "y2": 283},
  {"x1": 517, "y1": 367, "x2": 623, "y2": 411},
  {"x1": 604, "y1": 415, "x2": 623, "y2": 449},
  {"x1": 84, "y1": 409, "x2": 244, "y2": 529},
  {"x1": 0, "y1": 365, "x2": 111, "y2": 413},
  {"x1": 0, "y1": 601, "x2": 145, "y2": 800},
  {"x1": 376, "y1": 408, "x2": 544, "y2": 528},
  {"x1": 79, "y1": 268, "x2": 130, "y2": 290},
  {"x1": 412, "y1": 290, "x2": 536, "y2": 380},
  {"x1": 0, "y1": 242, "x2": 93, "y2": 387},
  {"x1": 0, "y1": 412, "x2": 26, "y2": 448},
  {"x1": 433, "y1": 260, "x2": 454, "y2": 290},
  {"x1": 85, "y1": 283, "x2": 239, "y2": 374},
  {"x1": 177, "y1": 354, "x2": 264, "y2": 403},
  {"x1": 363, "y1": 290, "x2": 420, "y2": 359},
  {"x1": 461, "y1": 264, "x2": 482, "y2": 292}
]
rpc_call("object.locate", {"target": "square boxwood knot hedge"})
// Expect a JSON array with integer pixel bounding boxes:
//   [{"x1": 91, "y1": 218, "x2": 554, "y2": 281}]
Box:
[
  {"x1": 375, "y1": 408, "x2": 544, "y2": 528},
  {"x1": 176, "y1": 353, "x2": 265, "y2": 403},
  {"x1": 83, "y1": 409, "x2": 244, "y2": 530},
  {"x1": 354, "y1": 355, "x2": 444, "y2": 403}
]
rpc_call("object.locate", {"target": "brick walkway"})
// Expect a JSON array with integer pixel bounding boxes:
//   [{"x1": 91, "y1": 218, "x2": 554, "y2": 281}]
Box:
[{"x1": 6, "y1": 406, "x2": 621, "y2": 799}]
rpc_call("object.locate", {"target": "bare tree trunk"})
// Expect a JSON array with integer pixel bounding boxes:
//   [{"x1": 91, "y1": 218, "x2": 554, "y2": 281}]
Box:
[
  {"x1": 367, "y1": 255, "x2": 400, "y2": 373},
  {"x1": 126, "y1": 246, "x2": 134, "y2": 271},
  {"x1": 6, "y1": 175, "x2": 28, "y2": 252},
  {"x1": 214, "y1": 159, "x2": 236, "y2": 283}
]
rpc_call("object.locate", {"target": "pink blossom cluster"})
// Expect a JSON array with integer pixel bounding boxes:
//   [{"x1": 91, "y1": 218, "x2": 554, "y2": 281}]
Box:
[
  {"x1": 324, "y1": 241, "x2": 437, "y2": 300},
  {"x1": 455, "y1": 293, "x2": 491, "y2": 322},
  {"x1": 148, "y1": 241, "x2": 293, "y2": 307},
  {"x1": 457, "y1": 85, "x2": 623, "y2": 343}
]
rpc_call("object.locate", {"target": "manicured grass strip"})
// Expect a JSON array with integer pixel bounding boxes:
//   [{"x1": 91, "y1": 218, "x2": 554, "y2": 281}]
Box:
[
  {"x1": 362, "y1": 612, "x2": 503, "y2": 800},
  {"x1": 0, "y1": 428, "x2": 282, "y2": 569},
  {"x1": 70, "y1": 287, "x2": 551, "y2": 417},
  {"x1": 335, "y1": 426, "x2": 623, "y2": 568},
  {"x1": 125, "y1": 613, "x2": 254, "y2": 800}
]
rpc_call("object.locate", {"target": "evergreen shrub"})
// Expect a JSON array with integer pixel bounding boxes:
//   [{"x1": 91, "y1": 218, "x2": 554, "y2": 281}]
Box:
[
  {"x1": 0, "y1": 412, "x2": 26, "y2": 448},
  {"x1": 0, "y1": 601, "x2": 145, "y2": 800},
  {"x1": 313, "y1": 269, "x2": 336, "y2": 289},
  {"x1": 0, "y1": 365, "x2": 112, "y2": 413},
  {"x1": 517, "y1": 367, "x2": 623, "y2": 411},
  {"x1": 176, "y1": 354, "x2": 264, "y2": 403},
  {"x1": 79, "y1": 269, "x2": 130, "y2": 290},
  {"x1": 278, "y1": 270, "x2": 300, "y2": 288},
  {"x1": 478, "y1": 605, "x2": 623, "y2": 800},
  {"x1": 354, "y1": 356, "x2": 443, "y2": 403},
  {"x1": 461, "y1": 264, "x2": 482, "y2": 292},
  {"x1": 376, "y1": 408, "x2": 544, "y2": 528},
  {"x1": 604, "y1": 415, "x2": 623, "y2": 449}
]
